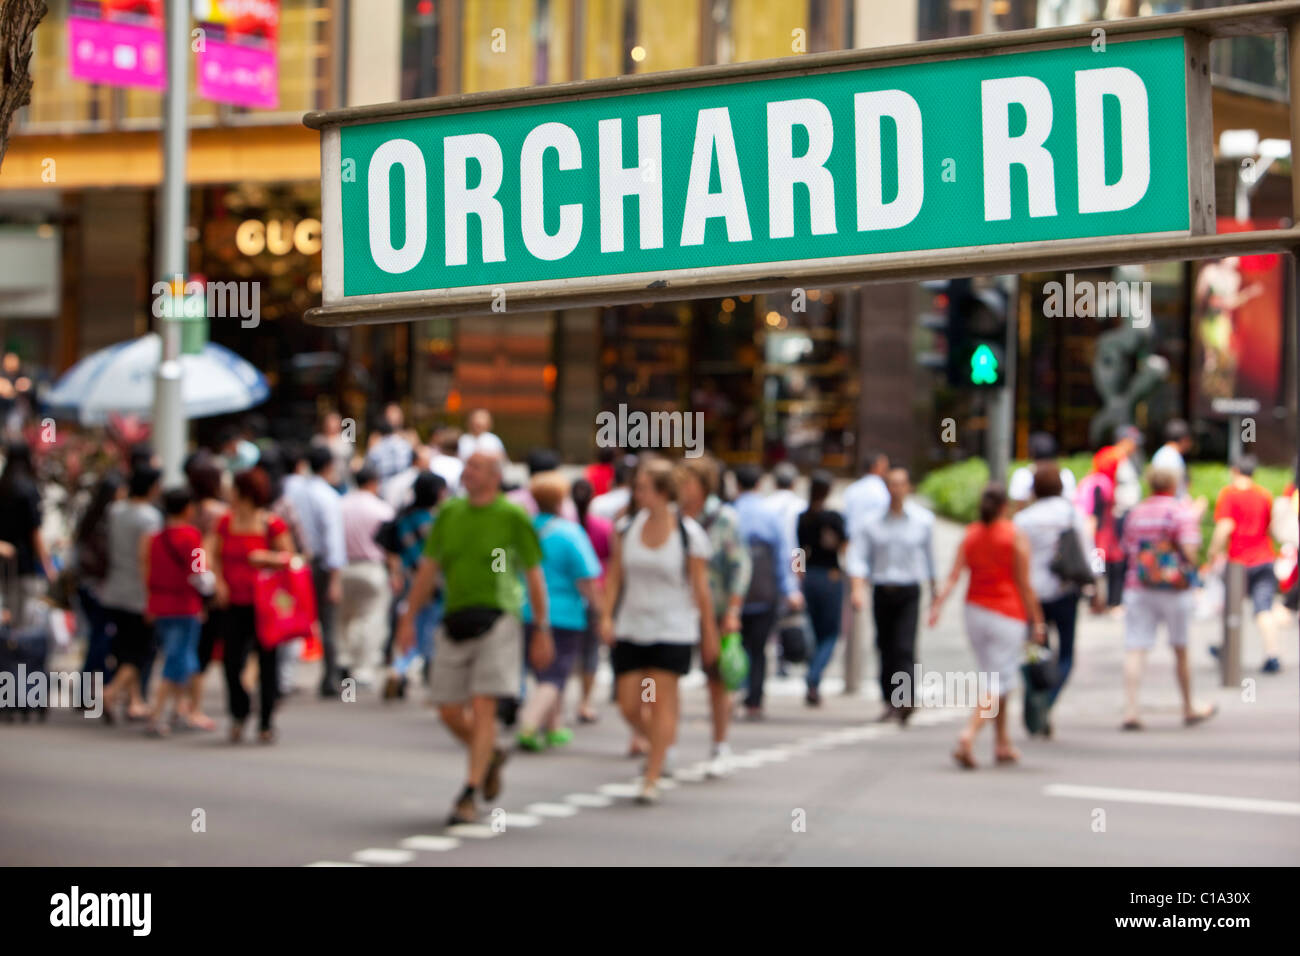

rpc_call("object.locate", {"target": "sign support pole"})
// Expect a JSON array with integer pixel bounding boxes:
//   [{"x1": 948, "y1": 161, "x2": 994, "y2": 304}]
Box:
[{"x1": 153, "y1": 0, "x2": 190, "y2": 489}]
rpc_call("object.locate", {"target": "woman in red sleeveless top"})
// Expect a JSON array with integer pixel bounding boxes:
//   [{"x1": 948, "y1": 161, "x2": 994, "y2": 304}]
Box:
[
  {"x1": 930, "y1": 484, "x2": 1045, "y2": 768},
  {"x1": 207, "y1": 468, "x2": 296, "y2": 744}
]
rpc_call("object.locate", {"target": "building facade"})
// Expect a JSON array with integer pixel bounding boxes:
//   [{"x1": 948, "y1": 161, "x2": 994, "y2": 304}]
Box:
[{"x1": 1, "y1": 0, "x2": 1295, "y2": 470}]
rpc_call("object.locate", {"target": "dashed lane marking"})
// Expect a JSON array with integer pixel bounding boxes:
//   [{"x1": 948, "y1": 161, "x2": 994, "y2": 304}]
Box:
[{"x1": 307, "y1": 708, "x2": 964, "y2": 866}]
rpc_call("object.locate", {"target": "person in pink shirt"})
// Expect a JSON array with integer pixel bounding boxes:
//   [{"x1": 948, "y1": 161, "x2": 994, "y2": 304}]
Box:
[{"x1": 338, "y1": 466, "x2": 397, "y2": 689}]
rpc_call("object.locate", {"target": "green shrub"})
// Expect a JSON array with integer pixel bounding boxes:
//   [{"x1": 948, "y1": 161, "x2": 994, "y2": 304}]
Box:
[{"x1": 918, "y1": 456, "x2": 1294, "y2": 548}]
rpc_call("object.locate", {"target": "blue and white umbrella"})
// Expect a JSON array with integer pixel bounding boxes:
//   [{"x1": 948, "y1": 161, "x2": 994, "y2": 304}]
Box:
[{"x1": 45, "y1": 333, "x2": 269, "y2": 426}]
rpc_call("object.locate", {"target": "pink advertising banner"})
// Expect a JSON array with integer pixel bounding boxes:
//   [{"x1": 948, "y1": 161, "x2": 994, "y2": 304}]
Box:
[
  {"x1": 194, "y1": 0, "x2": 280, "y2": 109},
  {"x1": 67, "y1": 0, "x2": 165, "y2": 91}
]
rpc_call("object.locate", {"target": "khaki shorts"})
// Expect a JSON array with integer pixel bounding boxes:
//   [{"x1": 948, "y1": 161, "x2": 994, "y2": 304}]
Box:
[{"x1": 429, "y1": 612, "x2": 523, "y2": 705}]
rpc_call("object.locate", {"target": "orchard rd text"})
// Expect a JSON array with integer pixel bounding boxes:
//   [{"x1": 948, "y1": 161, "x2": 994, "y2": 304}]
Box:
[{"x1": 330, "y1": 37, "x2": 1190, "y2": 303}]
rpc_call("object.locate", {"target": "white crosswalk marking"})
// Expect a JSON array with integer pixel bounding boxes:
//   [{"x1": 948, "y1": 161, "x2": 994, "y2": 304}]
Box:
[
  {"x1": 526, "y1": 802, "x2": 580, "y2": 817},
  {"x1": 565, "y1": 792, "x2": 614, "y2": 808},
  {"x1": 445, "y1": 823, "x2": 499, "y2": 838},
  {"x1": 352, "y1": 848, "x2": 415, "y2": 864},
  {"x1": 401, "y1": 835, "x2": 462, "y2": 851}
]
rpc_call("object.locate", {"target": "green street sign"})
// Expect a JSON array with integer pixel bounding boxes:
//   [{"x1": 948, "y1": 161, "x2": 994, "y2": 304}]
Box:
[{"x1": 304, "y1": 6, "x2": 1296, "y2": 326}]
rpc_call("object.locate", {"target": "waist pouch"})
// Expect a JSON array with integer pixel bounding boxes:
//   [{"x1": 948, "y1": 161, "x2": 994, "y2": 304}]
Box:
[{"x1": 443, "y1": 606, "x2": 503, "y2": 642}]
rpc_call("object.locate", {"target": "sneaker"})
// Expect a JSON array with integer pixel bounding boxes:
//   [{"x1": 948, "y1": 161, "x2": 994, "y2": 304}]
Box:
[
  {"x1": 1209, "y1": 644, "x2": 1221, "y2": 660},
  {"x1": 706, "y1": 743, "x2": 732, "y2": 779},
  {"x1": 545, "y1": 727, "x2": 574, "y2": 748},
  {"x1": 483, "y1": 748, "x2": 507, "y2": 800},
  {"x1": 446, "y1": 789, "x2": 478, "y2": 827},
  {"x1": 516, "y1": 730, "x2": 547, "y2": 752},
  {"x1": 1263, "y1": 657, "x2": 1281, "y2": 673},
  {"x1": 635, "y1": 781, "x2": 660, "y2": 805}
]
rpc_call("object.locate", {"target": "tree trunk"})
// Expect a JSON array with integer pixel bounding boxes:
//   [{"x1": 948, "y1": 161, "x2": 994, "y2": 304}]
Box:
[{"x1": 0, "y1": 0, "x2": 48, "y2": 169}]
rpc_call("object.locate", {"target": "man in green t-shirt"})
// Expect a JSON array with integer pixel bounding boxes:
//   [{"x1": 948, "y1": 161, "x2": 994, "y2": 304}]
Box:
[{"x1": 397, "y1": 451, "x2": 553, "y2": 826}]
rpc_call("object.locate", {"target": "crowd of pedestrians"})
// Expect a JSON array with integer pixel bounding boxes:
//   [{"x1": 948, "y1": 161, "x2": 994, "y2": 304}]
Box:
[{"x1": 0, "y1": 404, "x2": 1293, "y2": 825}]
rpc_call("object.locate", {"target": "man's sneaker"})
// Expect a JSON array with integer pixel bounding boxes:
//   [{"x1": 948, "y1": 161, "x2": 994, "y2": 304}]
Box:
[
  {"x1": 483, "y1": 748, "x2": 507, "y2": 800},
  {"x1": 1263, "y1": 657, "x2": 1282, "y2": 673},
  {"x1": 706, "y1": 743, "x2": 732, "y2": 779},
  {"x1": 446, "y1": 788, "x2": 478, "y2": 827}
]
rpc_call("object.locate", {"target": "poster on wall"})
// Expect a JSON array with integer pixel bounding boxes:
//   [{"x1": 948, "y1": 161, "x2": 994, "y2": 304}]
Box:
[
  {"x1": 67, "y1": 0, "x2": 166, "y2": 91},
  {"x1": 1193, "y1": 218, "x2": 1286, "y2": 418},
  {"x1": 193, "y1": 0, "x2": 280, "y2": 109}
]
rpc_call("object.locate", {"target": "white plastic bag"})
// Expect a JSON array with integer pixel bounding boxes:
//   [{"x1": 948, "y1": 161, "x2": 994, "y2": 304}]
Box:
[{"x1": 1195, "y1": 573, "x2": 1224, "y2": 622}]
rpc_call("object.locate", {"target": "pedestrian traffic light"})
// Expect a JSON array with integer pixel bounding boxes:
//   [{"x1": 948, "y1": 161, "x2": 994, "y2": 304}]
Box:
[{"x1": 945, "y1": 278, "x2": 1008, "y2": 388}]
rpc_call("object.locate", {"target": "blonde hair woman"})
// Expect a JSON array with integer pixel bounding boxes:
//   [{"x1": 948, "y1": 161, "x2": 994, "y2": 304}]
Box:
[{"x1": 600, "y1": 458, "x2": 718, "y2": 803}]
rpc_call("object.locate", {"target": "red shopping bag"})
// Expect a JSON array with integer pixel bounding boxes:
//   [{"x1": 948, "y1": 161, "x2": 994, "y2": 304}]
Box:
[{"x1": 253, "y1": 558, "x2": 319, "y2": 650}]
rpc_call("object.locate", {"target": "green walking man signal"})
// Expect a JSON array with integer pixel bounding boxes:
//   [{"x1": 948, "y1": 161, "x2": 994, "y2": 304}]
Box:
[{"x1": 970, "y1": 344, "x2": 999, "y2": 385}]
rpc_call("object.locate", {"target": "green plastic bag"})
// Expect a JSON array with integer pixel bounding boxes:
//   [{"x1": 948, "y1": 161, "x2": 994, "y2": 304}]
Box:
[{"x1": 718, "y1": 631, "x2": 748, "y2": 691}]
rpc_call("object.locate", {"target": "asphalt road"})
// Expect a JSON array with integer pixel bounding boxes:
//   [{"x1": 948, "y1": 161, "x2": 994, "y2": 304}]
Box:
[{"x1": 2, "y1": 519, "x2": 1296, "y2": 866}]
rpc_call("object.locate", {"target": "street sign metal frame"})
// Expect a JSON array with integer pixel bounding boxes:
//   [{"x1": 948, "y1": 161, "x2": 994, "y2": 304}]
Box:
[{"x1": 304, "y1": 0, "x2": 1300, "y2": 327}]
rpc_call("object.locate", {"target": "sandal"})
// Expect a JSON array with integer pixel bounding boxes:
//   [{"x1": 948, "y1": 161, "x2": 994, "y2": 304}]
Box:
[
  {"x1": 994, "y1": 747, "x2": 1021, "y2": 765},
  {"x1": 1184, "y1": 704, "x2": 1218, "y2": 727},
  {"x1": 258, "y1": 729, "x2": 276, "y2": 745},
  {"x1": 952, "y1": 741, "x2": 977, "y2": 770}
]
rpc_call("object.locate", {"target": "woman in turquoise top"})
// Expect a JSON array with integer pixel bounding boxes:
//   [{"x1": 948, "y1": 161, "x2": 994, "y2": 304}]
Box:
[{"x1": 517, "y1": 472, "x2": 604, "y2": 751}]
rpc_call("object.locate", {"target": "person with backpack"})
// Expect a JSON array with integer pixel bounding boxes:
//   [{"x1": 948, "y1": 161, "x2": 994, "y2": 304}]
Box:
[
  {"x1": 599, "y1": 457, "x2": 717, "y2": 804},
  {"x1": 1118, "y1": 466, "x2": 1217, "y2": 731},
  {"x1": 849, "y1": 468, "x2": 933, "y2": 723},
  {"x1": 1013, "y1": 464, "x2": 1100, "y2": 737},
  {"x1": 142, "y1": 488, "x2": 207, "y2": 737},
  {"x1": 732, "y1": 465, "x2": 803, "y2": 720},
  {"x1": 676, "y1": 456, "x2": 750, "y2": 776}
]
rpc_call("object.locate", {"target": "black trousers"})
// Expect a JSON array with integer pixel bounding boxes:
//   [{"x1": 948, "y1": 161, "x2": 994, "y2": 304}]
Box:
[
  {"x1": 221, "y1": 604, "x2": 278, "y2": 732},
  {"x1": 873, "y1": 584, "x2": 921, "y2": 711},
  {"x1": 741, "y1": 607, "x2": 778, "y2": 709}
]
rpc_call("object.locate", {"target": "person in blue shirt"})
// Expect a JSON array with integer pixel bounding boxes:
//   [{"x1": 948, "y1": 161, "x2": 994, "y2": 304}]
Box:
[
  {"x1": 517, "y1": 472, "x2": 604, "y2": 751},
  {"x1": 383, "y1": 471, "x2": 446, "y2": 698},
  {"x1": 732, "y1": 464, "x2": 804, "y2": 719}
]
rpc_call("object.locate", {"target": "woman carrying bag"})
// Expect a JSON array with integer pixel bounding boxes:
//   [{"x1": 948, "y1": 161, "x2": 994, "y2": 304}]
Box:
[{"x1": 208, "y1": 468, "x2": 296, "y2": 744}]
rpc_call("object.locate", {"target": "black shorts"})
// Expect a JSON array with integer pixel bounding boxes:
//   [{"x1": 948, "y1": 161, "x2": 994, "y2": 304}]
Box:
[
  {"x1": 611, "y1": 640, "x2": 692, "y2": 676},
  {"x1": 108, "y1": 607, "x2": 154, "y2": 670}
]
